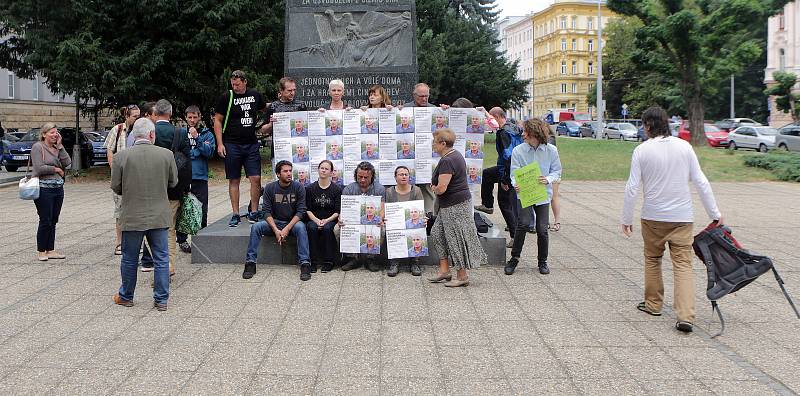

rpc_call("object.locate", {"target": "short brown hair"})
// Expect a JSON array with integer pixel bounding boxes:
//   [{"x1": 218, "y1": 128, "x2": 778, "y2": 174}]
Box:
[
  {"x1": 278, "y1": 77, "x2": 296, "y2": 91},
  {"x1": 368, "y1": 85, "x2": 391, "y2": 107},
  {"x1": 433, "y1": 128, "x2": 456, "y2": 148},
  {"x1": 523, "y1": 118, "x2": 550, "y2": 144},
  {"x1": 642, "y1": 106, "x2": 670, "y2": 138}
]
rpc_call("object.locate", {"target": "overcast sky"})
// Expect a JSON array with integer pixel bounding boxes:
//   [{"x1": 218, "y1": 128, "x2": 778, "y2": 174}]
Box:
[{"x1": 494, "y1": 0, "x2": 552, "y2": 19}]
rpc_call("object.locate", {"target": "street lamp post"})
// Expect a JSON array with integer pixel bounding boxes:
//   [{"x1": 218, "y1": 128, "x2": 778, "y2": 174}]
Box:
[{"x1": 595, "y1": 0, "x2": 604, "y2": 139}]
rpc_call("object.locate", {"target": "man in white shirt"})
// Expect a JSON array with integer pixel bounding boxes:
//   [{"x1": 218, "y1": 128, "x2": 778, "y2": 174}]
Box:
[{"x1": 621, "y1": 106, "x2": 723, "y2": 333}]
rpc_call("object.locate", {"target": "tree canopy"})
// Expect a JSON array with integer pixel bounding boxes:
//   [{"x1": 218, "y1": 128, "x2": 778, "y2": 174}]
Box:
[{"x1": 764, "y1": 71, "x2": 800, "y2": 123}]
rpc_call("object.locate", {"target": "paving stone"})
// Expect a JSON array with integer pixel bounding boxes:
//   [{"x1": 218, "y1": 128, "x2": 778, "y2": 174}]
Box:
[
  {"x1": 381, "y1": 345, "x2": 441, "y2": 378},
  {"x1": 314, "y1": 375, "x2": 380, "y2": 396},
  {"x1": 180, "y1": 371, "x2": 252, "y2": 395},
  {"x1": 247, "y1": 374, "x2": 315, "y2": 395},
  {"x1": 56, "y1": 369, "x2": 130, "y2": 396},
  {"x1": 259, "y1": 343, "x2": 325, "y2": 376},
  {"x1": 111, "y1": 369, "x2": 191, "y2": 395},
  {"x1": 0, "y1": 367, "x2": 71, "y2": 395},
  {"x1": 381, "y1": 321, "x2": 435, "y2": 346},
  {"x1": 319, "y1": 344, "x2": 380, "y2": 377}
]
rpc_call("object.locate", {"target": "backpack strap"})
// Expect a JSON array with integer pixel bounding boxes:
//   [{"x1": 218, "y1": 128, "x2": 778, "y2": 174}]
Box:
[
  {"x1": 112, "y1": 123, "x2": 124, "y2": 154},
  {"x1": 222, "y1": 90, "x2": 233, "y2": 134},
  {"x1": 771, "y1": 267, "x2": 800, "y2": 319},
  {"x1": 710, "y1": 301, "x2": 725, "y2": 338}
]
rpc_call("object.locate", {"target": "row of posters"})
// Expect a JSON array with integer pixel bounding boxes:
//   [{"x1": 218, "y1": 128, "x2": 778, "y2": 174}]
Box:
[
  {"x1": 273, "y1": 107, "x2": 488, "y2": 137},
  {"x1": 339, "y1": 196, "x2": 430, "y2": 259},
  {"x1": 384, "y1": 199, "x2": 429, "y2": 259}
]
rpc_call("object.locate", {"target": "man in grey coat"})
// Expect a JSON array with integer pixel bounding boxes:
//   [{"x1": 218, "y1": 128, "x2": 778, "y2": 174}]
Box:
[{"x1": 111, "y1": 117, "x2": 178, "y2": 311}]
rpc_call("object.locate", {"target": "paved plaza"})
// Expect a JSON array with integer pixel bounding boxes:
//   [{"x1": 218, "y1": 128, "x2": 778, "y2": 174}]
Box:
[{"x1": 0, "y1": 180, "x2": 798, "y2": 395}]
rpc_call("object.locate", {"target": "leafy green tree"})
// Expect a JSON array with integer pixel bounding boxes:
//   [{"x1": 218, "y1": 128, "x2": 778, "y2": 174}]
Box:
[
  {"x1": 606, "y1": 0, "x2": 789, "y2": 144},
  {"x1": 764, "y1": 71, "x2": 800, "y2": 123}
]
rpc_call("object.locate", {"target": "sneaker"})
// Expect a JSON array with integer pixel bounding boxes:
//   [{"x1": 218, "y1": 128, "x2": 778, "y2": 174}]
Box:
[
  {"x1": 140, "y1": 263, "x2": 154, "y2": 273},
  {"x1": 636, "y1": 302, "x2": 662, "y2": 316},
  {"x1": 538, "y1": 262, "x2": 550, "y2": 275},
  {"x1": 300, "y1": 263, "x2": 312, "y2": 281},
  {"x1": 310, "y1": 263, "x2": 318, "y2": 273},
  {"x1": 387, "y1": 262, "x2": 399, "y2": 277},
  {"x1": 112, "y1": 293, "x2": 134, "y2": 307},
  {"x1": 410, "y1": 263, "x2": 422, "y2": 276},
  {"x1": 675, "y1": 321, "x2": 693, "y2": 333},
  {"x1": 321, "y1": 262, "x2": 334, "y2": 273},
  {"x1": 242, "y1": 261, "x2": 256, "y2": 279},
  {"x1": 366, "y1": 260, "x2": 382, "y2": 272},
  {"x1": 228, "y1": 214, "x2": 241, "y2": 227},
  {"x1": 247, "y1": 211, "x2": 258, "y2": 224},
  {"x1": 178, "y1": 242, "x2": 191, "y2": 253},
  {"x1": 341, "y1": 259, "x2": 361, "y2": 271},
  {"x1": 504, "y1": 258, "x2": 518, "y2": 275},
  {"x1": 153, "y1": 301, "x2": 168, "y2": 311},
  {"x1": 474, "y1": 204, "x2": 494, "y2": 214}
]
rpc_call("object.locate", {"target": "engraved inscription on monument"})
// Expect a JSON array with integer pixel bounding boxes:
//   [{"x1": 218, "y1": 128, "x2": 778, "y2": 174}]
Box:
[{"x1": 285, "y1": 0, "x2": 419, "y2": 109}]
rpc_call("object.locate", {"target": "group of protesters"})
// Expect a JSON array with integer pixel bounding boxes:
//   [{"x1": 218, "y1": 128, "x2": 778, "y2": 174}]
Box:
[{"x1": 25, "y1": 69, "x2": 723, "y2": 333}]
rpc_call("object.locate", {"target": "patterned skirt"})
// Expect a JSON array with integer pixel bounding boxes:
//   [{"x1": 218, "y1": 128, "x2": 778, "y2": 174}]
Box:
[{"x1": 430, "y1": 200, "x2": 487, "y2": 270}]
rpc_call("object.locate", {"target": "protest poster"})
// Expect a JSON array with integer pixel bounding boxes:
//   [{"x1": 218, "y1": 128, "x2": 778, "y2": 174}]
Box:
[
  {"x1": 453, "y1": 133, "x2": 467, "y2": 156},
  {"x1": 387, "y1": 227, "x2": 428, "y2": 259},
  {"x1": 309, "y1": 135, "x2": 327, "y2": 161},
  {"x1": 415, "y1": 159, "x2": 432, "y2": 184},
  {"x1": 290, "y1": 137, "x2": 310, "y2": 163},
  {"x1": 362, "y1": 109, "x2": 380, "y2": 134},
  {"x1": 379, "y1": 134, "x2": 397, "y2": 160},
  {"x1": 464, "y1": 134, "x2": 484, "y2": 159},
  {"x1": 339, "y1": 225, "x2": 362, "y2": 254},
  {"x1": 325, "y1": 110, "x2": 344, "y2": 136},
  {"x1": 384, "y1": 200, "x2": 425, "y2": 230},
  {"x1": 289, "y1": 112, "x2": 309, "y2": 137},
  {"x1": 414, "y1": 133, "x2": 433, "y2": 159},
  {"x1": 396, "y1": 135, "x2": 415, "y2": 160},
  {"x1": 307, "y1": 110, "x2": 326, "y2": 136},
  {"x1": 513, "y1": 161, "x2": 548, "y2": 208},
  {"x1": 360, "y1": 196, "x2": 383, "y2": 225},
  {"x1": 395, "y1": 107, "x2": 415, "y2": 133},
  {"x1": 340, "y1": 195, "x2": 362, "y2": 224},
  {"x1": 359, "y1": 225, "x2": 382, "y2": 254},
  {"x1": 272, "y1": 112, "x2": 293, "y2": 140},
  {"x1": 343, "y1": 160, "x2": 358, "y2": 185},
  {"x1": 330, "y1": 160, "x2": 345, "y2": 187},
  {"x1": 448, "y1": 108, "x2": 469, "y2": 133},
  {"x1": 343, "y1": 108, "x2": 364, "y2": 135},
  {"x1": 431, "y1": 108, "x2": 449, "y2": 131},
  {"x1": 292, "y1": 163, "x2": 311, "y2": 187},
  {"x1": 273, "y1": 137, "x2": 293, "y2": 161},
  {"x1": 343, "y1": 135, "x2": 361, "y2": 161},
  {"x1": 413, "y1": 107, "x2": 433, "y2": 133},
  {"x1": 378, "y1": 108, "x2": 396, "y2": 134},
  {"x1": 325, "y1": 136, "x2": 344, "y2": 160},
  {"x1": 379, "y1": 159, "x2": 415, "y2": 186},
  {"x1": 360, "y1": 135, "x2": 380, "y2": 160},
  {"x1": 465, "y1": 159, "x2": 483, "y2": 189},
  {"x1": 466, "y1": 109, "x2": 486, "y2": 134}
]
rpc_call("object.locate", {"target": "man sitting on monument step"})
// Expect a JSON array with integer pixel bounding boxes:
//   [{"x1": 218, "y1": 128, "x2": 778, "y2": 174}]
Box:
[
  {"x1": 339, "y1": 161, "x2": 385, "y2": 272},
  {"x1": 243, "y1": 160, "x2": 312, "y2": 281}
]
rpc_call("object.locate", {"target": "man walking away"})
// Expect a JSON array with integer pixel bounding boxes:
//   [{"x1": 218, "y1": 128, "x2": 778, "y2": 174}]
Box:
[
  {"x1": 111, "y1": 118, "x2": 177, "y2": 311},
  {"x1": 622, "y1": 106, "x2": 722, "y2": 333}
]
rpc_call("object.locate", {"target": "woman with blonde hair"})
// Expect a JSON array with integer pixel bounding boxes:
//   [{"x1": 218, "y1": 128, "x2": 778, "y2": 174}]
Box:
[
  {"x1": 325, "y1": 79, "x2": 348, "y2": 110},
  {"x1": 31, "y1": 123, "x2": 72, "y2": 261}
]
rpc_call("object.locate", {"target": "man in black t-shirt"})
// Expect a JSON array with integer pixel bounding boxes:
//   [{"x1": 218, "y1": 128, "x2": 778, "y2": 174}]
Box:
[
  {"x1": 263, "y1": 77, "x2": 308, "y2": 137},
  {"x1": 214, "y1": 70, "x2": 268, "y2": 227}
]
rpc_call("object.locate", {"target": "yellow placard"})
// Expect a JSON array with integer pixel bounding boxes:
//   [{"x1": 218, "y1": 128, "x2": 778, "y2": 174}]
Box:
[{"x1": 513, "y1": 161, "x2": 548, "y2": 208}]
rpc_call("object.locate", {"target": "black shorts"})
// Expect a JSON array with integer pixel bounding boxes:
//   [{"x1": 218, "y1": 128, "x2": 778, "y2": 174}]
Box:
[{"x1": 224, "y1": 142, "x2": 261, "y2": 179}]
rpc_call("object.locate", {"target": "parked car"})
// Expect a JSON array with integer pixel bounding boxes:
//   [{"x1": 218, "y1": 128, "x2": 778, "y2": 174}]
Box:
[
  {"x1": 775, "y1": 123, "x2": 800, "y2": 152},
  {"x1": 578, "y1": 121, "x2": 603, "y2": 138},
  {"x1": 715, "y1": 118, "x2": 761, "y2": 132},
  {"x1": 677, "y1": 121, "x2": 729, "y2": 147},
  {"x1": 603, "y1": 122, "x2": 638, "y2": 140},
  {"x1": 555, "y1": 121, "x2": 582, "y2": 137},
  {"x1": 8, "y1": 131, "x2": 27, "y2": 141},
  {"x1": 727, "y1": 126, "x2": 778, "y2": 152},
  {"x1": 4, "y1": 128, "x2": 94, "y2": 172},
  {"x1": 84, "y1": 131, "x2": 108, "y2": 165},
  {"x1": 1, "y1": 139, "x2": 12, "y2": 170}
]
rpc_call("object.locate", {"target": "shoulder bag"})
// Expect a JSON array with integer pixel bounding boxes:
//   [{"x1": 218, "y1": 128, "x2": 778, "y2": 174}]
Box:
[{"x1": 19, "y1": 143, "x2": 44, "y2": 200}]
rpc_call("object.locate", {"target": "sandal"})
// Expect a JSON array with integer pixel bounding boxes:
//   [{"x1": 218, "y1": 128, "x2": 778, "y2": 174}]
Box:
[
  {"x1": 549, "y1": 222, "x2": 561, "y2": 232},
  {"x1": 114, "y1": 245, "x2": 122, "y2": 255}
]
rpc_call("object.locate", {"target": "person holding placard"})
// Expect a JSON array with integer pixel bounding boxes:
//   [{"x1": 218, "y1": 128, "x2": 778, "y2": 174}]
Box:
[
  {"x1": 324, "y1": 79, "x2": 348, "y2": 110},
  {"x1": 305, "y1": 160, "x2": 342, "y2": 273},
  {"x1": 340, "y1": 162, "x2": 386, "y2": 272},
  {"x1": 384, "y1": 166, "x2": 425, "y2": 277},
  {"x1": 506, "y1": 119, "x2": 562, "y2": 276},
  {"x1": 365, "y1": 85, "x2": 393, "y2": 109},
  {"x1": 428, "y1": 128, "x2": 487, "y2": 287}
]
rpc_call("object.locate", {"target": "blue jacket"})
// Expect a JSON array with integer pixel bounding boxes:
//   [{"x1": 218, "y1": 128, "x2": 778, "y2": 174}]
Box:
[
  {"x1": 495, "y1": 123, "x2": 519, "y2": 185},
  {"x1": 187, "y1": 127, "x2": 216, "y2": 181}
]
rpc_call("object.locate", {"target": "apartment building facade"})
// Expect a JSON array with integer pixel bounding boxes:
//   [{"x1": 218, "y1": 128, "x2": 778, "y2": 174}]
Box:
[{"x1": 765, "y1": 1, "x2": 800, "y2": 127}]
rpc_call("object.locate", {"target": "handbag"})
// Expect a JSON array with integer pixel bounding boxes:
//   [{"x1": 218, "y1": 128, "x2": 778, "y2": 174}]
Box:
[
  {"x1": 176, "y1": 193, "x2": 203, "y2": 235},
  {"x1": 18, "y1": 148, "x2": 41, "y2": 200}
]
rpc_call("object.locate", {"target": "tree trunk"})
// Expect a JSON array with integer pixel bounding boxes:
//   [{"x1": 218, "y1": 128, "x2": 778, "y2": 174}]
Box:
[{"x1": 688, "y1": 93, "x2": 706, "y2": 146}]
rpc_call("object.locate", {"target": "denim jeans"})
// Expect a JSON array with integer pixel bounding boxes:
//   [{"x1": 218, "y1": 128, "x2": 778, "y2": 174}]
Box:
[
  {"x1": 34, "y1": 186, "x2": 64, "y2": 252},
  {"x1": 305, "y1": 220, "x2": 337, "y2": 264},
  {"x1": 120, "y1": 228, "x2": 169, "y2": 304},
  {"x1": 510, "y1": 202, "x2": 550, "y2": 264},
  {"x1": 246, "y1": 220, "x2": 309, "y2": 264}
]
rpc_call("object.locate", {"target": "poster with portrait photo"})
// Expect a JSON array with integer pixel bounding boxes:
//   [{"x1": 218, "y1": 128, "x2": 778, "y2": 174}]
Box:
[
  {"x1": 466, "y1": 108, "x2": 486, "y2": 134},
  {"x1": 339, "y1": 225, "x2": 362, "y2": 254},
  {"x1": 395, "y1": 107, "x2": 415, "y2": 133},
  {"x1": 379, "y1": 134, "x2": 397, "y2": 160},
  {"x1": 290, "y1": 137, "x2": 311, "y2": 163},
  {"x1": 431, "y1": 108, "x2": 449, "y2": 132},
  {"x1": 272, "y1": 112, "x2": 293, "y2": 140},
  {"x1": 309, "y1": 135, "x2": 327, "y2": 162},
  {"x1": 329, "y1": 160, "x2": 345, "y2": 187},
  {"x1": 307, "y1": 110, "x2": 326, "y2": 136},
  {"x1": 379, "y1": 159, "x2": 415, "y2": 186},
  {"x1": 413, "y1": 107, "x2": 433, "y2": 133},
  {"x1": 343, "y1": 160, "x2": 359, "y2": 185},
  {"x1": 414, "y1": 132, "x2": 433, "y2": 160},
  {"x1": 464, "y1": 134, "x2": 484, "y2": 159},
  {"x1": 384, "y1": 200, "x2": 425, "y2": 230},
  {"x1": 273, "y1": 137, "x2": 293, "y2": 162},
  {"x1": 325, "y1": 136, "x2": 344, "y2": 161},
  {"x1": 362, "y1": 109, "x2": 380, "y2": 134},
  {"x1": 415, "y1": 159, "x2": 432, "y2": 184},
  {"x1": 342, "y1": 135, "x2": 360, "y2": 161},
  {"x1": 340, "y1": 195, "x2": 362, "y2": 225},
  {"x1": 396, "y1": 135, "x2": 415, "y2": 160},
  {"x1": 360, "y1": 135, "x2": 380, "y2": 161},
  {"x1": 386, "y1": 228, "x2": 428, "y2": 259},
  {"x1": 378, "y1": 108, "x2": 396, "y2": 134},
  {"x1": 359, "y1": 225, "x2": 382, "y2": 255},
  {"x1": 292, "y1": 163, "x2": 311, "y2": 187},
  {"x1": 454, "y1": 133, "x2": 467, "y2": 156},
  {"x1": 342, "y1": 108, "x2": 364, "y2": 135},
  {"x1": 325, "y1": 110, "x2": 344, "y2": 136},
  {"x1": 288, "y1": 112, "x2": 309, "y2": 137},
  {"x1": 405, "y1": 228, "x2": 429, "y2": 258},
  {"x1": 448, "y1": 108, "x2": 469, "y2": 133},
  {"x1": 360, "y1": 196, "x2": 383, "y2": 225},
  {"x1": 465, "y1": 159, "x2": 483, "y2": 189}
]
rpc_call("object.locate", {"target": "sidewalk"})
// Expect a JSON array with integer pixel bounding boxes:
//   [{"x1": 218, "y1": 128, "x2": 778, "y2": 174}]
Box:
[{"x1": 0, "y1": 180, "x2": 798, "y2": 394}]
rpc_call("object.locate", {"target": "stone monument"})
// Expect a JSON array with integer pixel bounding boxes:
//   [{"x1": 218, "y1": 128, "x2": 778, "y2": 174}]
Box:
[{"x1": 284, "y1": 0, "x2": 419, "y2": 109}]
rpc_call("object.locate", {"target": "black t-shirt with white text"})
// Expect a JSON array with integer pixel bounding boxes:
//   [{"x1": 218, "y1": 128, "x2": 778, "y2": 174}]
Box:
[{"x1": 215, "y1": 88, "x2": 266, "y2": 145}]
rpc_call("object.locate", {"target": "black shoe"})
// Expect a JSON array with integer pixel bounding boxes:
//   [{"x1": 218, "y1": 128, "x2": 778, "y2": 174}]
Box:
[
  {"x1": 410, "y1": 263, "x2": 422, "y2": 276},
  {"x1": 387, "y1": 262, "x2": 399, "y2": 277},
  {"x1": 228, "y1": 214, "x2": 241, "y2": 227},
  {"x1": 341, "y1": 259, "x2": 361, "y2": 271},
  {"x1": 675, "y1": 321, "x2": 693, "y2": 333},
  {"x1": 538, "y1": 262, "x2": 550, "y2": 275},
  {"x1": 300, "y1": 263, "x2": 312, "y2": 281},
  {"x1": 504, "y1": 258, "x2": 518, "y2": 275},
  {"x1": 178, "y1": 241, "x2": 191, "y2": 253},
  {"x1": 153, "y1": 301, "x2": 168, "y2": 311},
  {"x1": 528, "y1": 227, "x2": 536, "y2": 234},
  {"x1": 247, "y1": 211, "x2": 259, "y2": 224},
  {"x1": 243, "y1": 262, "x2": 256, "y2": 279},
  {"x1": 366, "y1": 260, "x2": 381, "y2": 272},
  {"x1": 321, "y1": 262, "x2": 334, "y2": 273},
  {"x1": 310, "y1": 263, "x2": 318, "y2": 273}
]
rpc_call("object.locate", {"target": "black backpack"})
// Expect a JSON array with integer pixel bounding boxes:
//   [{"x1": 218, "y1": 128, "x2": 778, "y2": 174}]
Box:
[{"x1": 693, "y1": 222, "x2": 799, "y2": 337}]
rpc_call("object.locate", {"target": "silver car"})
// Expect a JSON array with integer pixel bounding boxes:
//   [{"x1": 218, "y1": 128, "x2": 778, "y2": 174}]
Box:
[
  {"x1": 603, "y1": 122, "x2": 638, "y2": 141},
  {"x1": 775, "y1": 123, "x2": 800, "y2": 152},
  {"x1": 727, "y1": 126, "x2": 778, "y2": 152}
]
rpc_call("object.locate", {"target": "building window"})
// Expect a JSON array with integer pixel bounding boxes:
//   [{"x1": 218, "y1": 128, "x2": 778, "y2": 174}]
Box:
[
  {"x1": 588, "y1": 62, "x2": 594, "y2": 74},
  {"x1": 588, "y1": 39, "x2": 594, "y2": 52},
  {"x1": 549, "y1": 21, "x2": 554, "y2": 33},
  {"x1": 32, "y1": 75, "x2": 40, "y2": 101},
  {"x1": 572, "y1": 83, "x2": 578, "y2": 93},
  {"x1": 779, "y1": 48, "x2": 786, "y2": 71},
  {"x1": 572, "y1": 61, "x2": 577, "y2": 74},
  {"x1": 779, "y1": 11, "x2": 785, "y2": 30},
  {"x1": 560, "y1": 103, "x2": 568, "y2": 109},
  {"x1": 561, "y1": 84, "x2": 567, "y2": 93},
  {"x1": 588, "y1": 17, "x2": 594, "y2": 30},
  {"x1": 561, "y1": 61, "x2": 567, "y2": 74},
  {"x1": 7, "y1": 72, "x2": 14, "y2": 99},
  {"x1": 571, "y1": 16, "x2": 577, "y2": 29},
  {"x1": 560, "y1": 16, "x2": 567, "y2": 29},
  {"x1": 561, "y1": 38, "x2": 567, "y2": 51},
  {"x1": 572, "y1": 39, "x2": 577, "y2": 50}
]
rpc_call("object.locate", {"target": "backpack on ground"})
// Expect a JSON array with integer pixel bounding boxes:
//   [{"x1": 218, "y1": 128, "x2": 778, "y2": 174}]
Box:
[
  {"x1": 692, "y1": 222, "x2": 799, "y2": 337},
  {"x1": 474, "y1": 212, "x2": 492, "y2": 234}
]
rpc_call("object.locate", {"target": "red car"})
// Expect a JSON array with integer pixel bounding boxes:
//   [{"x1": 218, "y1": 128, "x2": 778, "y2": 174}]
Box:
[{"x1": 677, "y1": 121, "x2": 729, "y2": 147}]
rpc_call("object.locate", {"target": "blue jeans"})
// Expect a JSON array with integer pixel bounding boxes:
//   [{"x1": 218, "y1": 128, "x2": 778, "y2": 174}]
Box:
[
  {"x1": 246, "y1": 220, "x2": 309, "y2": 264},
  {"x1": 34, "y1": 186, "x2": 64, "y2": 252},
  {"x1": 120, "y1": 228, "x2": 170, "y2": 304},
  {"x1": 305, "y1": 220, "x2": 337, "y2": 264}
]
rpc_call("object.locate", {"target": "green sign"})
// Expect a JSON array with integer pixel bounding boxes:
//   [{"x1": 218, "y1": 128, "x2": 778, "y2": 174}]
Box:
[{"x1": 513, "y1": 161, "x2": 548, "y2": 208}]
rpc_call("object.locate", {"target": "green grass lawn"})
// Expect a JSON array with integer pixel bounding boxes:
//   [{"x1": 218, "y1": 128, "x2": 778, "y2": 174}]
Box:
[{"x1": 483, "y1": 134, "x2": 779, "y2": 182}]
